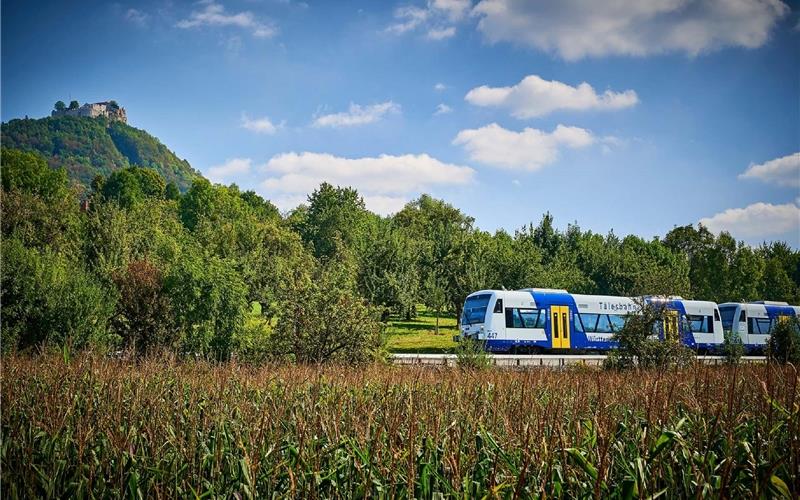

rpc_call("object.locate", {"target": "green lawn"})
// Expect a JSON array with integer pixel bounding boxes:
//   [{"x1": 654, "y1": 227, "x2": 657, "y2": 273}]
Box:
[{"x1": 385, "y1": 306, "x2": 458, "y2": 353}]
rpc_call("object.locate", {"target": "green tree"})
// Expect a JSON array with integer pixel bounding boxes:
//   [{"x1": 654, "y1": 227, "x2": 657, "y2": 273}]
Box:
[
  {"x1": 165, "y1": 253, "x2": 248, "y2": 360},
  {"x1": 299, "y1": 182, "x2": 370, "y2": 260},
  {"x1": 271, "y1": 259, "x2": 383, "y2": 364},
  {"x1": 54, "y1": 100, "x2": 66, "y2": 112},
  {"x1": 1, "y1": 148, "x2": 69, "y2": 199},
  {"x1": 68, "y1": 100, "x2": 80, "y2": 110},
  {"x1": 1, "y1": 238, "x2": 115, "y2": 352},
  {"x1": 165, "y1": 182, "x2": 180, "y2": 200},
  {"x1": 112, "y1": 259, "x2": 174, "y2": 355},
  {"x1": 103, "y1": 168, "x2": 144, "y2": 207}
]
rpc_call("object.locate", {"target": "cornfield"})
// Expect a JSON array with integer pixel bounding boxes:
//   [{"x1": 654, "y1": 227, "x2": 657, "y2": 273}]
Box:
[{"x1": 2, "y1": 355, "x2": 798, "y2": 498}]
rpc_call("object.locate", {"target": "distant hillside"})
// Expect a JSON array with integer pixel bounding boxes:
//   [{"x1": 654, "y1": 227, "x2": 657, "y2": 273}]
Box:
[{"x1": 1, "y1": 115, "x2": 200, "y2": 191}]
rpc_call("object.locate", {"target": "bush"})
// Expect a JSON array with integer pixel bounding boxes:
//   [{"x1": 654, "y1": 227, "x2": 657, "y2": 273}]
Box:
[
  {"x1": 1, "y1": 238, "x2": 115, "y2": 351},
  {"x1": 605, "y1": 300, "x2": 694, "y2": 370},
  {"x1": 767, "y1": 316, "x2": 800, "y2": 364},
  {"x1": 270, "y1": 260, "x2": 384, "y2": 364},
  {"x1": 454, "y1": 337, "x2": 491, "y2": 370},
  {"x1": 722, "y1": 329, "x2": 744, "y2": 365},
  {"x1": 112, "y1": 259, "x2": 174, "y2": 355}
]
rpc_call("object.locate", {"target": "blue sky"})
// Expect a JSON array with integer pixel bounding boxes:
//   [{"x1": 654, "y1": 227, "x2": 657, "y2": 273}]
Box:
[{"x1": 3, "y1": 0, "x2": 799, "y2": 245}]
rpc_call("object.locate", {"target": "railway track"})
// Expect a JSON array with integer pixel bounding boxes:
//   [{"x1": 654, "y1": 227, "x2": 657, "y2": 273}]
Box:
[{"x1": 391, "y1": 353, "x2": 767, "y2": 367}]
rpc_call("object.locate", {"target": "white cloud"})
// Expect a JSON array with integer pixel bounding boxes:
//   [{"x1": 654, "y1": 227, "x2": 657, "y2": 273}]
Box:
[
  {"x1": 207, "y1": 158, "x2": 254, "y2": 182},
  {"x1": 363, "y1": 195, "x2": 410, "y2": 215},
  {"x1": 260, "y1": 152, "x2": 475, "y2": 215},
  {"x1": 471, "y1": 0, "x2": 789, "y2": 60},
  {"x1": 434, "y1": 103, "x2": 453, "y2": 115},
  {"x1": 433, "y1": 0, "x2": 471, "y2": 21},
  {"x1": 125, "y1": 8, "x2": 148, "y2": 26},
  {"x1": 699, "y1": 202, "x2": 800, "y2": 241},
  {"x1": 385, "y1": 5, "x2": 430, "y2": 34},
  {"x1": 386, "y1": 0, "x2": 469, "y2": 40},
  {"x1": 434, "y1": 82, "x2": 447, "y2": 91},
  {"x1": 176, "y1": 2, "x2": 276, "y2": 38},
  {"x1": 739, "y1": 152, "x2": 800, "y2": 188},
  {"x1": 312, "y1": 101, "x2": 400, "y2": 128},
  {"x1": 240, "y1": 113, "x2": 279, "y2": 134},
  {"x1": 465, "y1": 74, "x2": 638, "y2": 118},
  {"x1": 453, "y1": 123, "x2": 594, "y2": 170},
  {"x1": 427, "y1": 26, "x2": 456, "y2": 39}
]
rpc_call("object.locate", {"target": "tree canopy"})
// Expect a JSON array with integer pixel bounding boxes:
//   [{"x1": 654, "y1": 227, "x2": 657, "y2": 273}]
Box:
[{"x1": 1, "y1": 146, "x2": 798, "y2": 360}]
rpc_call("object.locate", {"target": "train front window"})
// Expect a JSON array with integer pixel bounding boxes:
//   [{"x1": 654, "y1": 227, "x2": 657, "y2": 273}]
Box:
[
  {"x1": 462, "y1": 294, "x2": 491, "y2": 325},
  {"x1": 719, "y1": 306, "x2": 736, "y2": 330}
]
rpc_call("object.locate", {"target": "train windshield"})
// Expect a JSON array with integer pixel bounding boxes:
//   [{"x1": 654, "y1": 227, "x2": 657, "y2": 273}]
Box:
[
  {"x1": 462, "y1": 294, "x2": 491, "y2": 325},
  {"x1": 719, "y1": 306, "x2": 737, "y2": 330}
]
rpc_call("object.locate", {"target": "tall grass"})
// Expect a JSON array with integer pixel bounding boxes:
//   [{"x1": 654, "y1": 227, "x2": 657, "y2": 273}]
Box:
[{"x1": 2, "y1": 354, "x2": 798, "y2": 498}]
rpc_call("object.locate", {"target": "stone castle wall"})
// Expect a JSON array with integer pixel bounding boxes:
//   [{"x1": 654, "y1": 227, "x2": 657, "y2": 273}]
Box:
[{"x1": 52, "y1": 102, "x2": 127, "y2": 123}]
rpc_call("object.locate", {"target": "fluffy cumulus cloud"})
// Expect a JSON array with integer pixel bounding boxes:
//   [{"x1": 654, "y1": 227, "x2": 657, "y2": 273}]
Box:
[
  {"x1": 386, "y1": 0, "x2": 470, "y2": 40},
  {"x1": 465, "y1": 75, "x2": 638, "y2": 118},
  {"x1": 453, "y1": 123, "x2": 594, "y2": 170},
  {"x1": 699, "y1": 202, "x2": 800, "y2": 241},
  {"x1": 206, "y1": 158, "x2": 253, "y2": 183},
  {"x1": 260, "y1": 152, "x2": 475, "y2": 215},
  {"x1": 471, "y1": 0, "x2": 789, "y2": 60},
  {"x1": 738, "y1": 152, "x2": 800, "y2": 188},
  {"x1": 240, "y1": 113, "x2": 279, "y2": 134},
  {"x1": 176, "y1": 2, "x2": 276, "y2": 38},
  {"x1": 312, "y1": 101, "x2": 400, "y2": 128}
]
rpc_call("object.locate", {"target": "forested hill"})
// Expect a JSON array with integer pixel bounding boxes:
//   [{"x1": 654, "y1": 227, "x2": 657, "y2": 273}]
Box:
[{"x1": 1, "y1": 115, "x2": 199, "y2": 191}]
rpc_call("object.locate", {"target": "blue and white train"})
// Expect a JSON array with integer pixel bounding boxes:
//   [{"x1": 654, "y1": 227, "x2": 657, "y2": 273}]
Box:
[
  {"x1": 719, "y1": 301, "x2": 800, "y2": 352},
  {"x1": 457, "y1": 288, "x2": 796, "y2": 353}
]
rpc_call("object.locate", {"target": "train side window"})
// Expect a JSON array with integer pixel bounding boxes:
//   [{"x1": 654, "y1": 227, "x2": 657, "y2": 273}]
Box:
[
  {"x1": 519, "y1": 309, "x2": 539, "y2": 328},
  {"x1": 580, "y1": 313, "x2": 600, "y2": 332},
  {"x1": 493, "y1": 299, "x2": 503, "y2": 314},
  {"x1": 714, "y1": 309, "x2": 720, "y2": 321},
  {"x1": 505, "y1": 308, "x2": 514, "y2": 328},
  {"x1": 595, "y1": 315, "x2": 614, "y2": 333},
  {"x1": 739, "y1": 310, "x2": 746, "y2": 322},
  {"x1": 756, "y1": 318, "x2": 772, "y2": 334},
  {"x1": 608, "y1": 314, "x2": 626, "y2": 332},
  {"x1": 748, "y1": 318, "x2": 758, "y2": 334},
  {"x1": 573, "y1": 313, "x2": 584, "y2": 332}
]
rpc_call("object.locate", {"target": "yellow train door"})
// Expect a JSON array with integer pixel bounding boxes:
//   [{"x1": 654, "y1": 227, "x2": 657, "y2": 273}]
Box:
[
  {"x1": 551, "y1": 306, "x2": 571, "y2": 349},
  {"x1": 664, "y1": 310, "x2": 678, "y2": 340}
]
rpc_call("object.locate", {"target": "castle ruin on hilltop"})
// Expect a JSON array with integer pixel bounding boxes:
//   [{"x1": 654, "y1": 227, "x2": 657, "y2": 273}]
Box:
[{"x1": 52, "y1": 100, "x2": 127, "y2": 123}]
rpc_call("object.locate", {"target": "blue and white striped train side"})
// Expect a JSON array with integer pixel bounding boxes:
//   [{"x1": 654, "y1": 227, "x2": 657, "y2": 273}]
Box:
[
  {"x1": 459, "y1": 289, "x2": 717, "y2": 353},
  {"x1": 718, "y1": 301, "x2": 800, "y2": 352}
]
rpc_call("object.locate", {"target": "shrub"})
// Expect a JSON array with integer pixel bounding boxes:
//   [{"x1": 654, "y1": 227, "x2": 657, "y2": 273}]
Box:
[
  {"x1": 722, "y1": 329, "x2": 744, "y2": 365},
  {"x1": 270, "y1": 260, "x2": 384, "y2": 364},
  {"x1": 454, "y1": 337, "x2": 491, "y2": 370},
  {"x1": 112, "y1": 259, "x2": 174, "y2": 355},
  {"x1": 767, "y1": 316, "x2": 800, "y2": 364},
  {"x1": 606, "y1": 299, "x2": 694, "y2": 370},
  {"x1": 1, "y1": 238, "x2": 115, "y2": 351}
]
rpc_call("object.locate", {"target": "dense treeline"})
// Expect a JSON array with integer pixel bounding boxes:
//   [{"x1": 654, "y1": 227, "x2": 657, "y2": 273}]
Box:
[
  {"x1": 2, "y1": 148, "x2": 798, "y2": 360},
  {"x1": 1, "y1": 115, "x2": 199, "y2": 191}
]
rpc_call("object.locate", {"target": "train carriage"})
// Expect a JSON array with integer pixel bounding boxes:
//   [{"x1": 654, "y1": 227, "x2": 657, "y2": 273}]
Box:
[
  {"x1": 459, "y1": 289, "x2": 706, "y2": 353},
  {"x1": 718, "y1": 301, "x2": 800, "y2": 352}
]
